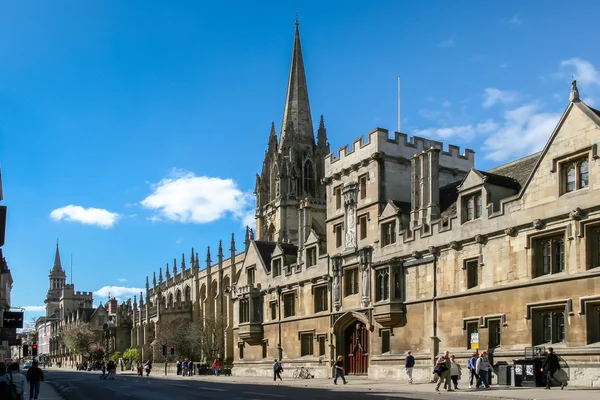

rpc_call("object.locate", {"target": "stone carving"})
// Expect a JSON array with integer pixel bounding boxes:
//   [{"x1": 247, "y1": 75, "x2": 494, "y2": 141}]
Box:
[
  {"x1": 332, "y1": 258, "x2": 342, "y2": 310},
  {"x1": 359, "y1": 248, "x2": 372, "y2": 308},
  {"x1": 569, "y1": 207, "x2": 584, "y2": 220},
  {"x1": 428, "y1": 246, "x2": 438, "y2": 255},
  {"x1": 504, "y1": 227, "x2": 516, "y2": 236},
  {"x1": 450, "y1": 241, "x2": 460, "y2": 251},
  {"x1": 570, "y1": 79, "x2": 580, "y2": 102},
  {"x1": 474, "y1": 234, "x2": 487, "y2": 245},
  {"x1": 411, "y1": 250, "x2": 421, "y2": 259},
  {"x1": 533, "y1": 219, "x2": 544, "y2": 230},
  {"x1": 343, "y1": 182, "x2": 358, "y2": 249}
]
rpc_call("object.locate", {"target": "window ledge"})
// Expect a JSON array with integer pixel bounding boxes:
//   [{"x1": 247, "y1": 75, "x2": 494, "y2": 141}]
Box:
[{"x1": 560, "y1": 187, "x2": 590, "y2": 198}]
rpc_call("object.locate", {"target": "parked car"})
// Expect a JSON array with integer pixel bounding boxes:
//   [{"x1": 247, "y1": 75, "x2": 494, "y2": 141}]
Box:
[{"x1": 23, "y1": 361, "x2": 33, "y2": 369}]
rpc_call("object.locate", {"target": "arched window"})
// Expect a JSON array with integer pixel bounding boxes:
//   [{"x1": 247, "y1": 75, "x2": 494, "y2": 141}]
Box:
[
  {"x1": 176, "y1": 290, "x2": 182, "y2": 307},
  {"x1": 303, "y1": 160, "x2": 315, "y2": 197},
  {"x1": 185, "y1": 286, "x2": 191, "y2": 304},
  {"x1": 268, "y1": 224, "x2": 276, "y2": 242},
  {"x1": 168, "y1": 293, "x2": 174, "y2": 309},
  {"x1": 270, "y1": 165, "x2": 279, "y2": 201}
]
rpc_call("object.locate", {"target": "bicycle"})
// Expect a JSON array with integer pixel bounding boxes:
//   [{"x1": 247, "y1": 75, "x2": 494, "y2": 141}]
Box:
[{"x1": 293, "y1": 366, "x2": 314, "y2": 379}]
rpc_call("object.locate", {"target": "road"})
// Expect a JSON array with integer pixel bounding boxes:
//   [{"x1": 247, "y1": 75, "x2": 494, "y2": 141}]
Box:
[{"x1": 44, "y1": 369, "x2": 470, "y2": 400}]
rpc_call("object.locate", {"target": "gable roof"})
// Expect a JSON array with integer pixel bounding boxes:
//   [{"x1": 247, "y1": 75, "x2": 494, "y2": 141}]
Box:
[
  {"x1": 487, "y1": 152, "x2": 541, "y2": 188},
  {"x1": 477, "y1": 170, "x2": 521, "y2": 190},
  {"x1": 254, "y1": 241, "x2": 277, "y2": 272}
]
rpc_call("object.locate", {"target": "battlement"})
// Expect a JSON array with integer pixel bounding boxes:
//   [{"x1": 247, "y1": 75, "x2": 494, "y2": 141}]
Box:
[
  {"x1": 325, "y1": 128, "x2": 475, "y2": 177},
  {"x1": 74, "y1": 291, "x2": 93, "y2": 297}
]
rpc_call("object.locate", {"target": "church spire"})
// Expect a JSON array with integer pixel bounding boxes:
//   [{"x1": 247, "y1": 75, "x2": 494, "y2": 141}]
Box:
[
  {"x1": 52, "y1": 240, "x2": 64, "y2": 272},
  {"x1": 267, "y1": 122, "x2": 278, "y2": 153},
  {"x1": 317, "y1": 114, "x2": 329, "y2": 149},
  {"x1": 279, "y1": 20, "x2": 314, "y2": 149}
]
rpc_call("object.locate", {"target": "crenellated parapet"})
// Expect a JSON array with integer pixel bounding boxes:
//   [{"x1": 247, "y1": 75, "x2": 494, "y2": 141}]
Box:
[{"x1": 324, "y1": 128, "x2": 475, "y2": 180}]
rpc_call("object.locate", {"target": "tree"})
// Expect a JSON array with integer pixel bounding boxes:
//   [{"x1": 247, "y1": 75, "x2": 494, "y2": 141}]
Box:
[
  {"x1": 123, "y1": 347, "x2": 140, "y2": 363},
  {"x1": 89, "y1": 343, "x2": 105, "y2": 361},
  {"x1": 110, "y1": 351, "x2": 123, "y2": 362},
  {"x1": 62, "y1": 323, "x2": 100, "y2": 360},
  {"x1": 199, "y1": 315, "x2": 226, "y2": 361}
]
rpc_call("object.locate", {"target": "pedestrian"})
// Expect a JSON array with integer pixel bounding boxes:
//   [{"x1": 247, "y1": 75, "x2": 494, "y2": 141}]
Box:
[
  {"x1": 466, "y1": 352, "x2": 479, "y2": 388},
  {"x1": 475, "y1": 351, "x2": 491, "y2": 389},
  {"x1": 333, "y1": 356, "x2": 347, "y2": 385},
  {"x1": 26, "y1": 361, "x2": 44, "y2": 400},
  {"x1": 0, "y1": 362, "x2": 26, "y2": 400},
  {"x1": 449, "y1": 355, "x2": 462, "y2": 390},
  {"x1": 434, "y1": 350, "x2": 452, "y2": 392},
  {"x1": 541, "y1": 347, "x2": 564, "y2": 390},
  {"x1": 212, "y1": 359, "x2": 221, "y2": 376},
  {"x1": 404, "y1": 351, "x2": 415, "y2": 384},
  {"x1": 273, "y1": 359, "x2": 283, "y2": 381}
]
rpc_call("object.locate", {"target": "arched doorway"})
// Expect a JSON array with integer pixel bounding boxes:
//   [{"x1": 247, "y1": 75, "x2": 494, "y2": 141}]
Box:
[
  {"x1": 344, "y1": 321, "x2": 369, "y2": 375},
  {"x1": 333, "y1": 311, "x2": 370, "y2": 376}
]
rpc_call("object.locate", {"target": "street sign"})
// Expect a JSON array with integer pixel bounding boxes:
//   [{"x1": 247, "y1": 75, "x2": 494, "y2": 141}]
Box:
[
  {"x1": 2, "y1": 311, "x2": 24, "y2": 329},
  {"x1": 0, "y1": 328, "x2": 17, "y2": 341},
  {"x1": 8, "y1": 338, "x2": 21, "y2": 346},
  {"x1": 470, "y1": 332, "x2": 479, "y2": 350}
]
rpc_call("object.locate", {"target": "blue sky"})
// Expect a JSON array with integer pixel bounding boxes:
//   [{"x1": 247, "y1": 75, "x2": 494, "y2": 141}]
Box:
[{"x1": 1, "y1": 1, "x2": 599, "y2": 324}]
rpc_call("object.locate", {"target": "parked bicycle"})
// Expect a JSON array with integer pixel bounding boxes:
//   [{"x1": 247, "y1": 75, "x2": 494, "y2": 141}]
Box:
[{"x1": 293, "y1": 366, "x2": 314, "y2": 379}]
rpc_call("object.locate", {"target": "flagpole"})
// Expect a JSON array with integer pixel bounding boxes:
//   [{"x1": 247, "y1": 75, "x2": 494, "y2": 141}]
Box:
[{"x1": 397, "y1": 75, "x2": 401, "y2": 133}]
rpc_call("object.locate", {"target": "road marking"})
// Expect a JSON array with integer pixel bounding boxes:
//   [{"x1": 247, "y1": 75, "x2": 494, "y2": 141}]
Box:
[
  {"x1": 200, "y1": 386, "x2": 227, "y2": 392},
  {"x1": 168, "y1": 383, "x2": 191, "y2": 387},
  {"x1": 244, "y1": 392, "x2": 284, "y2": 398},
  {"x1": 106, "y1": 387, "x2": 131, "y2": 397}
]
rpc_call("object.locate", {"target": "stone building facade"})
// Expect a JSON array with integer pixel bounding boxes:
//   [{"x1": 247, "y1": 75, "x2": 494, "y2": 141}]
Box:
[{"x1": 38, "y1": 244, "x2": 132, "y2": 364}]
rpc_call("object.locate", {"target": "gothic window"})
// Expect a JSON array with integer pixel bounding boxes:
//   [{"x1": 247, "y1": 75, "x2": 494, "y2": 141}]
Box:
[
  {"x1": 334, "y1": 186, "x2": 342, "y2": 209},
  {"x1": 488, "y1": 319, "x2": 501, "y2": 348},
  {"x1": 463, "y1": 192, "x2": 482, "y2": 222},
  {"x1": 587, "y1": 225, "x2": 600, "y2": 270},
  {"x1": 314, "y1": 286, "x2": 328, "y2": 313},
  {"x1": 185, "y1": 286, "x2": 191, "y2": 304},
  {"x1": 335, "y1": 223, "x2": 343, "y2": 248},
  {"x1": 345, "y1": 268, "x2": 359, "y2": 296},
  {"x1": 306, "y1": 247, "x2": 317, "y2": 267},
  {"x1": 303, "y1": 160, "x2": 315, "y2": 197},
  {"x1": 466, "y1": 321, "x2": 479, "y2": 349},
  {"x1": 270, "y1": 166, "x2": 279, "y2": 201},
  {"x1": 375, "y1": 269, "x2": 389, "y2": 302},
  {"x1": 272, "y1": 259, "x2": 282, "y2": 277},
  {"x1": 359, "y1": 174, "x2": 367, "y2": 200},
  {"x1": 176, "y1": 290, "x2": 182, "y2": 307},
  {"x1": 283, "y1": 293, "x2": 295, "y2": 318},
  {"x1": 393, "y1": 267, "x2": 402, "y2": 300},
  {"x1": 561, "y1": 156, "x2": 589, "y2": 194},
  {"x1": 533, "y1": 309, "x2": 565, "y2": 345},
  {"x1": 161, "y1": 296, "x2": 166, "y2": 309},
  {"x1": 239, "y1": 299, "x2": 250, "y2": 323},
  {"x1": 270, "y1": 301, "x2": 277, "y2": 321},
  {"x1": 359, "y1": 214, "x2": 368, "y2": 240},
  {"x1": 381, "y1": 330, "x2": 391, "y2": 353},
  {"x1": 268, "y1": 224, "x2": 276, "y2": 242},
  {"x1": 464, "y1": 259, "x2": 479, "y2": 289},
  {"x1": 382, "y1": 221, "x2": 396, "y2": 246},
  {"x1": 317, "y1": 335, "x2": 326, "y2": 356},
  {"x1": 247, "y1": 267, "x2": 256, "y2": 285},
  {"x1": 168, "y1": 293, "x2": 174, "y2": 309},
  {"x1": 534, "y1": 234, "x2": 565, "y2": 277},
  {"x1": 300, "y1": 333, "x2": 313, "y2": 356},
  {"x1": 252, "y1": 296, "x2": 262, "y2": 322}
]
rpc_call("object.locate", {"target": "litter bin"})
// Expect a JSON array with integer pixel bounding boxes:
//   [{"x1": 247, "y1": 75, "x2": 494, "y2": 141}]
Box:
[
  {"x1": 513, "y1": 358, "x2": 544, "y2": 387},
  {"x1": 496, "y1": 362, "x2": 511, "y2": 386}
]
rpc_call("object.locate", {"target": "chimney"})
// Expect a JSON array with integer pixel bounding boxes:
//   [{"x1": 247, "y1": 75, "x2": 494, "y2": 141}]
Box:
[
  {"x1": 108, "y1": 298, "x2": 118, "y2": 313},
  {"x1": 411, "y1": 147, "x2": 440, "y2": 229}
]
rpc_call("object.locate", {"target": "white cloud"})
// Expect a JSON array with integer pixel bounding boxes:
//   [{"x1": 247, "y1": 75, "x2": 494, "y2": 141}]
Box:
[
  {"x1": 23, "y1": 306, "x2": 45, "y2": 312},
  {"x1": 476, "y1": 120, "x2": 499, "y2": 133},
  {"x1": 140, "y1": 169, "x2": 253, "y2": 225},
  {"x1": 117, "y1": 278, "x2": 127, "y2": 283},
  {"x1": 441, "y1": 100, "x2": 452, "y2": 108},
  {"x1": 560, "y1": 58, "x2": 599, "y2": 86},
  {"x1": 552, "y1": 93, "x2": 562, "y2": 102},
  {"x1": 50, "y1": 205, "x2": 119, "y2": 228},
  {"x1": 242, "y1": 210, "x2": 256, "y2": 230},
  {"x1": 94, "y1": 286, "x2": 144, "y2": 298},
  {"x1": 481, "y1": 104, "x2": 561, "y2": 161},
  {"x1": 413, "y1": 125, "x2": 476, "y2": 141},
  {"x1": 482, "y1": 88, "x2": 519, "y2": 108},
  {"x1": 439, "y1": 36, "x2": 455, "y2": 48},
  {"x1": 583, "y1": 97, "x2": 595, "y2": 106}
]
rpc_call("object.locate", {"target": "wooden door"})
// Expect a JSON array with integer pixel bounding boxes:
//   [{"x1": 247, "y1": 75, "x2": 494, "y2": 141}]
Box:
[{"x1": 346, "y1": 322, "x2": 369, "y2": 375}]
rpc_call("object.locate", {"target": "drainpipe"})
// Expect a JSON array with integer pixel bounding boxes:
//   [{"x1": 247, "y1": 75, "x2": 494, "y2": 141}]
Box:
[
  {"x1": 328, "y1": 255, "x2": 333, "y2": 378},
  {"x1": 277, "y1": 286, "x2": 282, "y2": 361},
  {"x1": 431, "y1": 253, "x2": 439, "y2": 367}
]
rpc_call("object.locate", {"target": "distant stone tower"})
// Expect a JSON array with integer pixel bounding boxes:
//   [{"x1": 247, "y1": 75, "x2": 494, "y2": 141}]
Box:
[
  {"x1": 45, "y1": 242, "x2": 67, "y2": 316},
  {"x1": 254, "y1": 20, "x2": 330, "y2": 245}
]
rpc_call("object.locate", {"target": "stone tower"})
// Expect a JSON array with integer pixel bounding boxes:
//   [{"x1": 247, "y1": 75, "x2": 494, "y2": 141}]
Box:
[
  {"x1": 255, "y1": 20, "x2": 330, "y2": 245},
  {"x1": 45, "y1": 242, "x2": 67, "y2": 316}
]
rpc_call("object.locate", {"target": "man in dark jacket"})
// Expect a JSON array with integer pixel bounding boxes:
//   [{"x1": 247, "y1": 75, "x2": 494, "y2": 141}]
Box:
[
  {"x1": 26, "y1": 361, "x2": 44, "y2": 399},
  {"x1": 405, "y1": 351, "x2": 415, "y2": 383},
  {"x1": 540, "y1": 347, "x2": 563, "y2": 390}
]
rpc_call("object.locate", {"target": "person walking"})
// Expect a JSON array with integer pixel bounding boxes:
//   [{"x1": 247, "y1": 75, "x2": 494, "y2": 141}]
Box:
[
  {"x1": 0, "y1": 362, "x2": 26, "y2": 400},
  {"x1": 434, "y1": 350, "x2": 452, "y2": 392},
  {"x1": 475, "y1": 351, "x2": 491, "y2": 389},
  {"x1": 26, "y1": 361, "x2": 44, "y2": 400},
  {"x1": 273, "y1": 360, "x2": 283, "y2": 381},
  {"x1": 449, "y1": 355, "x2": 462, "y2": 390},
  {"x1": 467, "y1": 352, "x2": 479, "y2": 388},
  {"x1": 405, "y1": 351, "x2": 415, "y2": 384},
  {"x1": 541, "y1": 347, "x2": 564, "y2": 390},
  {"x1": 212, "y1": 359, "x2": 221, "y2": 376},
  {"x1": 333, "y1": 356, "x2": 347, "y2": 385}
]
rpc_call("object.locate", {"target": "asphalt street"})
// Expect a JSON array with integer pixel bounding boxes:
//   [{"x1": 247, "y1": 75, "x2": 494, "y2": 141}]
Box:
[{"x1": 44, "y1": 370, "x2": 473, "y2": 400}]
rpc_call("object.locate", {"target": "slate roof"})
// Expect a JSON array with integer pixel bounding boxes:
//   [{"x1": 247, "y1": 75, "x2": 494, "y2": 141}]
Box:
[
  {"x1": 390, "y1": 200, "x2": 411, "y2": 213},
  {"x1": 488, "y1": 152, "x2": 541, "y2": 188},
  {"x1": 590, "y1": 105, "x2": 600, "y2": 119},
  {"x1": 254, "y1": 241, "x2": 298, "y2": 272},
  {"x1": 477, "y1": 170, "x2": 521, "y2": 190},
  {"x1": 439, "y1": 181, "x2": 462, "y2": 215}
]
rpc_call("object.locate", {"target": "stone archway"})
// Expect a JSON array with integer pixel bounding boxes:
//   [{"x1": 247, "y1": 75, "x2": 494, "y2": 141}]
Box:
[{"x1": 333, "y1": 311, "x2": 370, "y2": 376}]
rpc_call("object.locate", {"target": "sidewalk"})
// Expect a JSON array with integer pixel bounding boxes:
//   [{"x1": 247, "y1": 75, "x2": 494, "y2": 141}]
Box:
[{"x1": 37, "y1": 381, "x2": 63, "y2": 400}]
